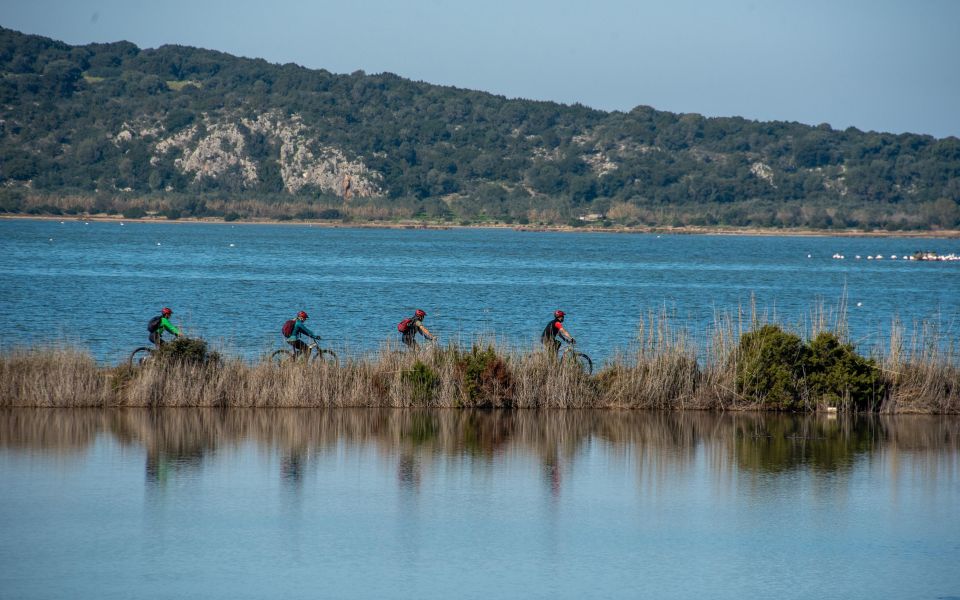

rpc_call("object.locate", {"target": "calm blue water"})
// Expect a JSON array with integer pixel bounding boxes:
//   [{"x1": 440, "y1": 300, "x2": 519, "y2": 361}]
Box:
[
  {"x1": 1, "y1": 219, "x2": 959, "y2": 364},
  {"x1": 0, "y1": 409, "x2": 958, "y2": 599}
]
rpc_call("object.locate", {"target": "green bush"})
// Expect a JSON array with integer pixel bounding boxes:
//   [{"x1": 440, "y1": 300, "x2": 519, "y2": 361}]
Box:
[
  {"x1": 154, "y1": 337, "x2": 221, "y2": 367},
  {"x1": 736, "y1": 325, "x2": 808, "y2": 410},
  {"x1": 456, "y1": 345, "x2": 515, "y2": 408},
  {"x1": 122, "y1": 206, "x2": 146, "y2": 219},
  {"x1": 736, "y1": 326, "x2": 884, "y2": 411},
  {"x1": 805, "y1": 332, "x2": 883, "y2": 410},
  {"x1": 401, "y1": 361, "x2": 439, "y2": 404}
]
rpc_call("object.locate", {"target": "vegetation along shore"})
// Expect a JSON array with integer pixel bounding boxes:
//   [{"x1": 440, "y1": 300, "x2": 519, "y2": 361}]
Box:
[
  {"x1": 4, "y1": 214, "x2": 960, "y2": 239},
  {"x1": 2, "y1": 27, "x2": 958, "y2": 233},
  {"x1": 3, "y1": 315, "x2": 957, "y2": 413}
]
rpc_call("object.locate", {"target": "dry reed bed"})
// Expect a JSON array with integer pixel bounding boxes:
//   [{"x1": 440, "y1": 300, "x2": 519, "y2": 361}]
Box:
[{"x1": 1, "y1": 331, "x2": 958, "y2": 412}]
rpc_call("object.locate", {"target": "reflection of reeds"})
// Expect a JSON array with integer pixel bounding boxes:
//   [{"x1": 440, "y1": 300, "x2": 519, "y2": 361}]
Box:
[
  {"x1": 3, "y1": 409, "x2": 957, "y2": 481},
  {"x1": 1, "y1": 317, "x2": 957, "y2": 412}
]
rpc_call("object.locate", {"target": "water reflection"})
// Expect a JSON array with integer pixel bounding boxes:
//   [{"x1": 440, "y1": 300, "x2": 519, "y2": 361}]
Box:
[{"x1": 2, "y1": 409, "x2": 957, "y2": 494}]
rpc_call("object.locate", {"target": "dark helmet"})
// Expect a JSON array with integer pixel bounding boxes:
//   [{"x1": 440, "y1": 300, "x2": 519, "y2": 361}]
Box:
[
  {"x1": 297, "y1": 310, "x2": 308, "y2": 320},
  {"x1": 414, "y1": 309, "x2": 426, "y2": 319},
  {"x1": 161, "y1": 307, "x2": 172, "y2": 317},
  {"x1": 554, "y1": 310, "x2": 565, "y2": 319}
]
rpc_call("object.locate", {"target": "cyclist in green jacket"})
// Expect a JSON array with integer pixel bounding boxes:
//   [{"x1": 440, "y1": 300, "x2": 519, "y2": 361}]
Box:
[{"x1": 148, "y1": 307, "x2": 181, "y2": 348}]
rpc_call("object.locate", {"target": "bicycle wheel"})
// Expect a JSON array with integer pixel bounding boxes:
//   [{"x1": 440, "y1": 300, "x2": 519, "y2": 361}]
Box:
[
  {"x1": 317, "y1": 349, "x2": 338, "y2": 364},
  {"x1": 573, "y1": 351, "x2": 593, "y2": 374},
  {"x1": 562, "y1": 347, "x2": 593, "y2": 374},
  {"x1": 128, "y1": 347, "x2": 154, "y2": 368},
  {"x1": 270, "y1": 349, "x2": 294, "y2": 365}
]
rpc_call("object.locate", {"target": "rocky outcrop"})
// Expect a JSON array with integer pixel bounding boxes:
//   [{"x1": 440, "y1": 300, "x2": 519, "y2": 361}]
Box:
[
  {"x1": 750, "y1": 162, "x2": 775, "y2": 186},
  {"x1": 139, "y1": 111, "x2": 381, "y2": 198}
]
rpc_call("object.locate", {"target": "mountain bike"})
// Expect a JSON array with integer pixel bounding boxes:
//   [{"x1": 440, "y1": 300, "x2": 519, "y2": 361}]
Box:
[
  {"x1": 560, "y1": 341, "x2": 593, "y2": 374},
  {"x1": 271, "y1": 340, "x2": 338, "y2": 365},
  {"x1": 128, "y1": 345, "x2": 156, "y2": 367}
]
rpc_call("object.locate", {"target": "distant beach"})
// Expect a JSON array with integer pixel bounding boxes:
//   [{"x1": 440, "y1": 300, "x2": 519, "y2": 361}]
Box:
[{"x1": 4, "y1": 214, "x2": 959, "y2": 238}]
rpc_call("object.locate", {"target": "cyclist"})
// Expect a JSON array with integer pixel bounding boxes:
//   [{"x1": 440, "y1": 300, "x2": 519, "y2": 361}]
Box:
[
  {"x1": 284, "y1": 310, "x2": 321, "y2": 359},
  {"x1": 148, "y1": 307, "x2": 181, "y2": 348},
  {"x1": 398, "y1": 309, "x2": 436, "y2": 348},
  {"x1": 541, "y1": 310, "x2": 575, "y2": 357}
]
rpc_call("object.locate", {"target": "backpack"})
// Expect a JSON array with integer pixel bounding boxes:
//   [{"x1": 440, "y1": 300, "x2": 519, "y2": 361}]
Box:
[
  {"x1": 397, "y1": 318, "x2": 413, "y2": 333},
  {"x1": 147, "y1": 315, "x2": 162, "y2": 333},
  {"x1": 282, "y1": 319, "x2": 296, "y2": 338}
]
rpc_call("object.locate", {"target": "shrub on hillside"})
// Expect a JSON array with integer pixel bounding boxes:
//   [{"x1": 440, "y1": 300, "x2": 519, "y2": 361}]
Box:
[{"x1": 122, "y1": 206, "x2": 146, "y2": 219}]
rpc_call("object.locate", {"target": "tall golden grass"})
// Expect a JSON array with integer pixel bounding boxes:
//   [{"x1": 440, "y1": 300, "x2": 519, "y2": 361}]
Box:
[{"x1": 1, "y1": 313, "x2": 957, "y2": 412}]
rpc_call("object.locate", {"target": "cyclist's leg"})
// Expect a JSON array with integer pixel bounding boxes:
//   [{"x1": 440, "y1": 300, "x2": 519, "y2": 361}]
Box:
[
  {"x1": 402, "y1": 331, "x2": 417, "y2": 349},
  {"x1": 290, "y1": 339, "x2": 309, "y2": 359},
  {"x1": 544, "y1": 339, "x2": 561, "y2": 358}
]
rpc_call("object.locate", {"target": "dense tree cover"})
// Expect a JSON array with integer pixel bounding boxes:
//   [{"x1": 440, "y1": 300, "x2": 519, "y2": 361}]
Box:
[{"x1": 1, "y1": 27, "x2": 958, "y2": 229}]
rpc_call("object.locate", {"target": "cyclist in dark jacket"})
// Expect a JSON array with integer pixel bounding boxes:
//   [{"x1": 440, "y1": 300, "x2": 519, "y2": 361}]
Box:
[{"x1": 541, "y1": 310, "x2": 575, "y2": 357}]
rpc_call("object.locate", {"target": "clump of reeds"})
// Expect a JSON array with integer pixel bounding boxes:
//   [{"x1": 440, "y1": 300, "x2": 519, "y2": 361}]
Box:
[
  {"x1": 0, "y1": 347, "x2": 112, "y2": 407},
  {"x1": 878, "y1": 319, "x2": 960, "y2": 413},
  {"x1": 1, "y1": 312, "x2": 957, "y2": 412},
  {"x1": 596, "y1": 309, "x2": 704, "y2": 409}
]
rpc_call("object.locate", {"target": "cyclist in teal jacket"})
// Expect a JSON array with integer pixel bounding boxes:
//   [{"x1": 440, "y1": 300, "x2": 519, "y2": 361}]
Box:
[{"x1": 286, "y1": 310, "x2": 320, "y2": 358}]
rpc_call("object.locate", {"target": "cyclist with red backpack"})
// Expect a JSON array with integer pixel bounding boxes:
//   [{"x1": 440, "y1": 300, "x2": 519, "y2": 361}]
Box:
[
  {"x1": 147, "y1": 307, "x2": 181, "y2": 348},
  {"x1": 398, "y1": 309, "x2": 435, "y2": 348},
  {"x1": 283, "y1": 311, "x2": 321, "y2": 358},
  {"x1": 542, "y1": 310, "x2": 575, "y2": 357}
]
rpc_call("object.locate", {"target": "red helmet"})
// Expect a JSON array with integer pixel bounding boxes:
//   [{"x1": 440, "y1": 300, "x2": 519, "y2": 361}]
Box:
[
  {"x1": 297, "y1": 311, "x2": 308, "y2": 320},
  {"x1": 161, "y1": 307, "x2": 172, "y2": 317},
  {"x1": 414, "y1": 309, "x2": 426, "y2": 319},
  {"x1": 554, "y1": 310, "x2": 565, "y2": 319}
]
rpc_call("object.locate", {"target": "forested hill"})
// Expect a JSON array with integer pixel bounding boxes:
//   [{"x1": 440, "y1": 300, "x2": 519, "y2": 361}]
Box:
[{"x1": 1, "y1": 26, "x2": 958, "y2": 230}]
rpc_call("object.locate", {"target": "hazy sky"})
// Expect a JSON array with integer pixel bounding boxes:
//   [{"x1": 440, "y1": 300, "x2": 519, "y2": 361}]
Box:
[{"x1": 4, "y1": 0, "x2": 959, "y2": 138}]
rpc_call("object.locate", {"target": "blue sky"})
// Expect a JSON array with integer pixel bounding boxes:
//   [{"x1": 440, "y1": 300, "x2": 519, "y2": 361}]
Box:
[{"x1": 4, "y1": 0, "x2": 959, "y2": 138}]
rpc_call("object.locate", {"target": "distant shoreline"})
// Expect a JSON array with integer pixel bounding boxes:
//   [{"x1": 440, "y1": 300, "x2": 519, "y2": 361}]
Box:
[{"x1": 3, "y1": 213, "x2": 960, "y2": 239}]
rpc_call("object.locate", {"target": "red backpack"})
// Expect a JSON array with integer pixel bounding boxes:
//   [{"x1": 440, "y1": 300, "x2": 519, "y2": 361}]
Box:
[
  {"x1": 282, "y1": 319, "x2": 295, "y2": 337},
  {"x1": 397, "y1": 318, "x2": 413, "y2": 333}
]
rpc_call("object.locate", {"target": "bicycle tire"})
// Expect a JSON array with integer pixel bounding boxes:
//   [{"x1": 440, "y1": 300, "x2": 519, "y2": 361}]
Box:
[
  {"x1": 561, "y1": 347, "x2": 593, "y2": 374},
  {"x1": 317, "y1": 349, "x2": 338, "y2": 364},
  {"x1": 270, "y1": 349, "x2": 295, "y2": 365},
  {"x1": 128, "y1": 347, "x2": 154, "y2": 368},
  {"x1": 574, "y1": 351, "x2": 593, "y2": 374}
]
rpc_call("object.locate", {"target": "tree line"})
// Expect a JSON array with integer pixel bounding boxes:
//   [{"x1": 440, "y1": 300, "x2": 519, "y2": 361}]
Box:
[{"x1": 1, "y1": 26, "x2": 958, "y2": 230}]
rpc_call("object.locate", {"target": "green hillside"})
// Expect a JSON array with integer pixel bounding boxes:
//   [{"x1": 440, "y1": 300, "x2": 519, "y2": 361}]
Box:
[{"x1": 1, "y1": 26, "x2": 958, "y2": 229}]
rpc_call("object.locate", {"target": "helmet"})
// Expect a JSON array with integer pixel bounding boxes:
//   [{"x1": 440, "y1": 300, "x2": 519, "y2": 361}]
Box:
[
  {"x1": 161, "y1": 307, "x2": 172, "y2": 317},
  {"x1": 554, "y1": 310, "x2": 565, "y2": 319},
  {"x1": 414, "y1": 309, "x2": 426, "y2": 319},
  {"x1": 297, "y1": 311, "x2": 308, "y2": 320}
]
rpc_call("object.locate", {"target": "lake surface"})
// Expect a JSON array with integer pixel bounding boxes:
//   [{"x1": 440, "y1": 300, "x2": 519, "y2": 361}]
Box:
[
  {"x1": 0, "y1": 409, "x2": 957, "y2": 599},
  {"x1": 1, "y1": 219, "x2": 959, "y2": 364}
]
